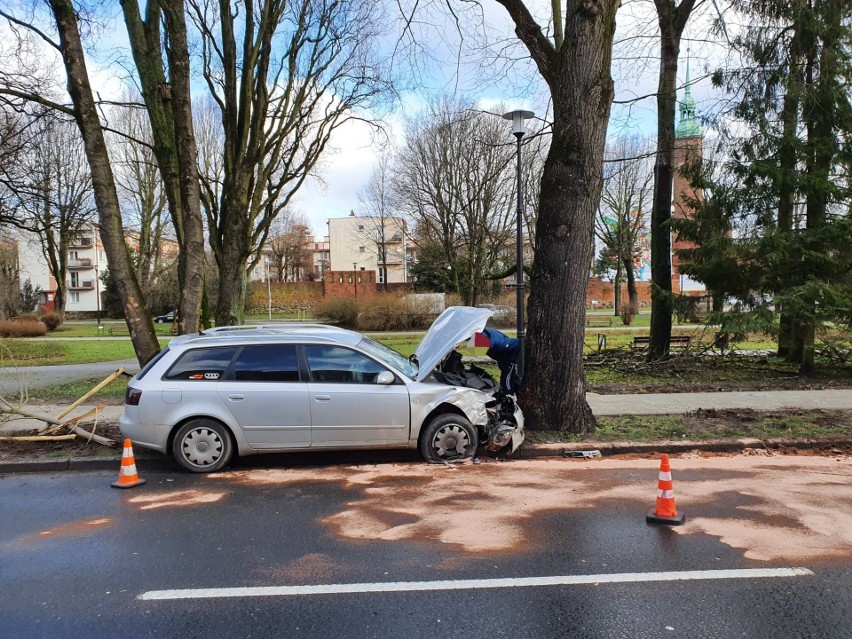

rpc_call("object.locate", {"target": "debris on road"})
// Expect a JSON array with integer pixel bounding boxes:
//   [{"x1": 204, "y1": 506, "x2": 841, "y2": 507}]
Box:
[{"x1": 0, "y1": 368, "x2": 127, "y2": 447}]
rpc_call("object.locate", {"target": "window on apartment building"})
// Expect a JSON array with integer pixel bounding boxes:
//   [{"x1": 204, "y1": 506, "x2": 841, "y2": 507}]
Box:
[
  {"x1": 359, "y1": 246, "x2": 365, "y2": 252},
  {"x1": 378, "y1": 267, "x2": 386, "y2": 284},
  {"x1": 70, "y1": 272, "x2": 79, "y2": 288},
  {"x1": 69, "y1": 251, "x2": 78, "y2": 261},
  {"x1": 358, "y1": 224, "x2": 364, "y2": 231},
  {"x1": 70, "y1": 292, "x2": 80, "y2": 304}
]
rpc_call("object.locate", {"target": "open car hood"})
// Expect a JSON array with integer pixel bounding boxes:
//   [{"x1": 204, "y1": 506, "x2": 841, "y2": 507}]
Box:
[{"x1": 413, "y1": 306, "x2": 492, "y2": 382}]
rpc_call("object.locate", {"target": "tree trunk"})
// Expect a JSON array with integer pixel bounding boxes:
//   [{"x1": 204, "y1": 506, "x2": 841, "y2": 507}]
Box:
[
  {"x1": 776, "y1": 30, "x2": 804, "y2": 358},
  {"x1": 649, "y1": 37, "x2": 679, "y2": 359},
  {"x1": 623, "y1": 255, "x2": 638, "y2": 311},
  {"x1": 121, "y1": 0, "x2": 205, "y2": 335},
  {"x1": 649, "y1": 0, "x2": 696, "y2": 358},
  {"x1": 712, "y1": 293, "x2": 723, "y2": 313},
  {"x1": 49, "y1": 0, "x2": 159, "y2": 365},
  {"x1": 162, "y1": 0, "x2": 204, "y2": 334},
  {"x1": 215, "y1": 194, "x2": 251, "y2": 326},
  {"x1": 520, "y1": 1, "x2": 617, "y2": 433},
  {"x1": 613, "y1": 262, "x2": 622, "y2": 315},
  {"x1": 797, "y1": 18, "x2": 838, "y2": 375}
]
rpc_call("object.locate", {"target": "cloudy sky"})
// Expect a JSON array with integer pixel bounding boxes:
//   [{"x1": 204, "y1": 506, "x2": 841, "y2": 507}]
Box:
[{"x1": 1, "y1": 0, "x2": 725, "y2": 238}]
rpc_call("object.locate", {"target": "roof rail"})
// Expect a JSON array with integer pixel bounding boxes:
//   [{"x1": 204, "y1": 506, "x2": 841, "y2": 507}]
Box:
[{"x1": 200, "y1": 323, "x2": 332, "y2": 335}]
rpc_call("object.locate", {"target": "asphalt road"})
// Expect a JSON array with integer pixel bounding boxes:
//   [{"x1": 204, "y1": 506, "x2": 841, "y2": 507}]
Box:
[{"x1": 2, "y1": 454, "x2": 850, "y2": 638}]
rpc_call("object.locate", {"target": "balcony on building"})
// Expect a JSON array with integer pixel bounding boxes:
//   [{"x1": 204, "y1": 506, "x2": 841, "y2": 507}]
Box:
[
  {"x1": 69, "y1": 280, "x2": 95, "y2": 290},
  {"x1": 69, "y1": 234, "x2": 94, "y2": 248},
  {"x1": 67, "y1": 258, "x2": 93, "y2": 269}
]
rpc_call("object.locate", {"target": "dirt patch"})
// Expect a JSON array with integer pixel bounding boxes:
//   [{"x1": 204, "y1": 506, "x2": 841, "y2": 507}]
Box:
[{"x1": 0, "y1": 420, "x2": 122, "y2": 461}]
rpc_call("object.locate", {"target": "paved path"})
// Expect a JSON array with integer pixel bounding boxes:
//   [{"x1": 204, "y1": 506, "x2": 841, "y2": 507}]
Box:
[
  {"x1": 0, "y1": 359, "x2": 140, "y2": 393},
  {"x1": 587, "y1": 389, "x2": 852, "y2": 415}
]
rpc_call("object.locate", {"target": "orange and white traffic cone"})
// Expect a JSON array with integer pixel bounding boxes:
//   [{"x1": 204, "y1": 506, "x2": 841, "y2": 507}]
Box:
[
  {"x1": 111, "y1": 439, "x2": 147, "y2": 489},
  {"x1": 646, "y1": 453, "x2": 684, "y2": 525}
]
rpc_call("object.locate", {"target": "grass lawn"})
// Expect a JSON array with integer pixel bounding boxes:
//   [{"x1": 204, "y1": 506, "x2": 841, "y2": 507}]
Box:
[
  {"x1": 48, "y1": 322, "x2": 177, "y2": 338},
  {"x1": 524, "y1": 409, "x2": 852, "y2": 443},
  {"x1": 0, "y1": 339, "x2": 170, "y2": 366},
  {"x1": 28, "y1": 376, "x2": 130, "y2": 401}
]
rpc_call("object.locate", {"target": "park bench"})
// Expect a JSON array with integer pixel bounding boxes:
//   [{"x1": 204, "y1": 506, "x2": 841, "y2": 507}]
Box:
[
  {"x1": 108, "y1": 325, "x2": 129, "y2": 336},
  {"x1": 631, "y1": 335, "x2": 692, "y2": 350},
  {"x1": 586, "y1": 316, "x2": 613, "y2": 328}
]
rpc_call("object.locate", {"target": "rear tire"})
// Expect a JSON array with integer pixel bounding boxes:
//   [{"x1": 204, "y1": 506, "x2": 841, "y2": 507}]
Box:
[
  {"x1": 172, "y1": 419, "x2": 233, "y2": 473},
  {"x1": 419, "y1": 414, "x2": 478, "y2": 464}
]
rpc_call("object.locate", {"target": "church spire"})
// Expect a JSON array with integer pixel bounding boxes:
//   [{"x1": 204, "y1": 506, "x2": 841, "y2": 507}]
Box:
[{"x1": 676, "y1": 49, "x2": 702, "y2": 139}]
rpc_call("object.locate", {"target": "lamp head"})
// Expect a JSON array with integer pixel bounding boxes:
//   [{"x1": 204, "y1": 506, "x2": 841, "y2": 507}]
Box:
[{"x1": 502, "y1": 110, "x2": 535, "y2": 136}]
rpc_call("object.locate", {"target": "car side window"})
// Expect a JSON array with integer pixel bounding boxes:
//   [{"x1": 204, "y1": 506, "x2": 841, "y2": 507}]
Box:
[
  {"x1": 305, "y1": 345, "x2": 388, "y2": 384},
  {"x1": 163, "y1": 347, "x2": 238, "y2": 381},
  {"x1": 232, "y1": 345, "x2": 300, "y2": 382}
]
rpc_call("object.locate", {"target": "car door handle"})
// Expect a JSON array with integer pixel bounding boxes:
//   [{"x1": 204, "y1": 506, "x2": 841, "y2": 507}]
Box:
[
  {"x1": 227, "y1": 394, "x2": 244, "y2": 401},
  {"x1": 314, "y1": 394, "x2": 331, "y2": 402}
]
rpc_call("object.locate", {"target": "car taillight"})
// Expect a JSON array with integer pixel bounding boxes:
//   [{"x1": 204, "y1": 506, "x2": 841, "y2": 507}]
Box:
[{"x1": 125, "y1": 387, "x2": 142, "y2": 406}]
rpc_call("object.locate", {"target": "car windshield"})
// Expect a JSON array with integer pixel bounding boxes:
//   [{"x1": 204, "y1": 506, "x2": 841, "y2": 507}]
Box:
[{"x1": 357, "y1": 336, "x2": 417, "y2": 379}]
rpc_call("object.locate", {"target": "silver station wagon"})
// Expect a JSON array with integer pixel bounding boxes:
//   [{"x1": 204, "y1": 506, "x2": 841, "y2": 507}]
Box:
[{"x1": 120, "y1": 307, "x2": 524, "y2": 472}]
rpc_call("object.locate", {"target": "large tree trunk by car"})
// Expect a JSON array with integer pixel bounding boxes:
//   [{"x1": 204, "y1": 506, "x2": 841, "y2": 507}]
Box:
[
  {"x1": 519, "y1": 2, "x2": 617, "y2": 433},
  {"x1": 49, "y1": 0, "x2": 159, "y2": 365}
]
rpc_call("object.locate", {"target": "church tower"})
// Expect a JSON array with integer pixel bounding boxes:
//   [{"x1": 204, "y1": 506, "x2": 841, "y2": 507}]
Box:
[{"x1": 671, "y1": 54, "x2": 705, "y2": 295}]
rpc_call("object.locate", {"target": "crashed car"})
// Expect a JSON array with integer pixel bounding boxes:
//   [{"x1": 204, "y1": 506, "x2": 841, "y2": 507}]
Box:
[{"x1": 119, "y1": 306, "x2": 524, "y2": 472}]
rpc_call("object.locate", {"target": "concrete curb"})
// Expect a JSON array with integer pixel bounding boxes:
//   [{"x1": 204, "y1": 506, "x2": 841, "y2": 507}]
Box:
[
  {"x1": 513, "y1": 436, "x2": 852, "y2": 459},
  {"x1": 0, "y1": 454, "x2": 175, "y2": 474},
  {"x1": 1, "y1": 437, "x2": 849, "y2": 474}
]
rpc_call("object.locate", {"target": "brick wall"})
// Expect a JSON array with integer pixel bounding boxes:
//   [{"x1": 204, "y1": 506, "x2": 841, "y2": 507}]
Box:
[
  {"x1": 586, "y1": 277, "x2": 653, "y2": 308},
  {"x1": 323, "y1": 270, "x2": 376, "y2": 300}
]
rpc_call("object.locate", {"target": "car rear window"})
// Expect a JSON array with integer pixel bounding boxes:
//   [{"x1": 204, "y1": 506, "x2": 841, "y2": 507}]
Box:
[
  {"x1": 232, "y1": 345, "x2": 300, "y2": 382},
  {"x1": 163, "y1": 347, "x2": 238, "y2": 381},
  {"x1": 136, "y1": 347, "x2": 170, "y2": 380}
]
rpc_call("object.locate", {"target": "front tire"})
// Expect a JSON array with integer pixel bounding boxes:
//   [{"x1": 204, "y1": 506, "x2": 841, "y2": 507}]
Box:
[
  {"x1": 172, "y1": 419, "x2": 233, "y2": 473},
  {"x1": 419, "y1": 414, "x2": 478, "y2": 463}
]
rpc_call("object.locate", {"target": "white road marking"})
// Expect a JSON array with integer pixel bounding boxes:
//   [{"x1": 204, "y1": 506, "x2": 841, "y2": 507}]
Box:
[{"x1": 138, "y1": 567, "x2": 814, "y2": 601}]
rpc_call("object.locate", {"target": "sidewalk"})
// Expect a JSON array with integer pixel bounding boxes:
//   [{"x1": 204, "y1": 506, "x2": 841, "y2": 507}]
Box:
[
  {"x1": 587, "y1": 389, "x2": 852, "y2": 415},
  {"x1": 3, "y1": 389, "x2": 850, "y2": 435}
]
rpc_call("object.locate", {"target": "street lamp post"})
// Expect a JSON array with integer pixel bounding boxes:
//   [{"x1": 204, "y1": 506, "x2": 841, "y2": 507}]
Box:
[
  {"x1": 94, "y1": 223, "x2": 102, "y2": 330},
  {"x1": 502, "y1": 110, "x2": 534, "y2": 382},
  {"x1": 266, "y1": 257, "x2": 272, "y2": 321}
]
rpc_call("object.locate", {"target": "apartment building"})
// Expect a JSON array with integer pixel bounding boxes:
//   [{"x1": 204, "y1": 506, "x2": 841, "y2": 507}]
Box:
[
  {"x1": 15, "y1": 226, "x2": 106, "y2": 314},
  {"x1": 327, "y1": 213, "x2": 409, "y2": 284}
]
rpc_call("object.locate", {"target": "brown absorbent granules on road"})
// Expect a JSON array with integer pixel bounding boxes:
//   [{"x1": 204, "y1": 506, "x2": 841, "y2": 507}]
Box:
[{"x1": 220, "y1": 455, "x2": 852, "y2": 561}]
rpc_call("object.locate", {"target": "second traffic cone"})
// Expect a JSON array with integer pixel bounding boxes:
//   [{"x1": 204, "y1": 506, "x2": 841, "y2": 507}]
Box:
[
  {"x1": 111, "y1": 439, "x2": 147, "y2": 489},
  {"x1": 646, "y1": 453, "x2": 684, "y2": 525}
]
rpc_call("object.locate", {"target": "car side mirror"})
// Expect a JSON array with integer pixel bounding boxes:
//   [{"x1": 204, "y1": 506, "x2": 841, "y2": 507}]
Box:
[{"x1": 376, "y1": 371, "x2": 395, "y2": 385}]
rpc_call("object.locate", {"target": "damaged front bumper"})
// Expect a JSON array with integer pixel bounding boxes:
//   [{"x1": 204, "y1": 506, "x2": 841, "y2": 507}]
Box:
[{"x1": 486, "y1": 395, "x2": 525, "y2": 454}]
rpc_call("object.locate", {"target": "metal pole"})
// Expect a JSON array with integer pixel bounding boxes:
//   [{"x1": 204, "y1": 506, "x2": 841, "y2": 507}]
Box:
[
  {"x1": 266, "y1": 258, "x2": 272, "y2": 320},
  {"x1": 515, "y1": 132, "x2": 525, "y2": 381},
  {"x1": 94, "y1": 224, "x2": 101, "y2": 329}
]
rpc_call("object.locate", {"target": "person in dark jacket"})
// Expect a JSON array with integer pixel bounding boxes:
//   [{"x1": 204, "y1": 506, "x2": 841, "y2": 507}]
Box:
[{"x1": 481, "y1": 328, "x2": 520, "y2": 394}]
